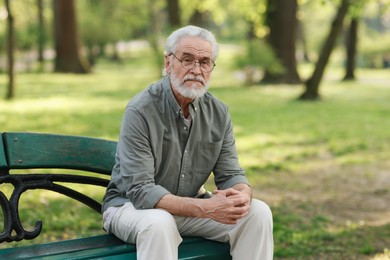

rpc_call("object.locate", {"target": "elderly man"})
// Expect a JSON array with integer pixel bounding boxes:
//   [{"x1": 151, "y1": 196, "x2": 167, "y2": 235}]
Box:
[{"x1": 102, "y1": 25, "x2": 273, "y2": 260}]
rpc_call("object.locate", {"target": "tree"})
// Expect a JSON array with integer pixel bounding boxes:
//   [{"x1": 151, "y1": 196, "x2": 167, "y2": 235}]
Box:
[
  {"x1": 37, "y1": 0, "x2": 46, "y2": 70},
  {"x1": 147, "y1": 0, "x2": 165, "y2": 77},
  {"x1": 181, "y1": 0, "x2": 224, "y2": 29},
  {"x1": 189, "y1": 9, "x2": 211, "y2": 28},
  {"x1": 262, "y1": 0, "x2": 301, "y2": 84},
  {"x1": 343, "y1": 17, "x2": 358, "y2": 80},
  {"x1": 4, "y1": 0, "x2": 15, "y2": 100},
  {"x1": 300, "y1": 0, "x2": 351, "y2": 100},
  {"x1": 53, "y1": 0, "x2": 90, "y2": 73},
  {"x1": 166, "y1": 0, "x2": 181, "y2": 28},
  {"x1": 343, "y1": 0, "x2": 365, "y2": 80}
]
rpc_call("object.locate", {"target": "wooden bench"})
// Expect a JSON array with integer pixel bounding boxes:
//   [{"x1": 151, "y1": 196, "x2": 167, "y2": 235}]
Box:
[{"x1": 0, "y1": 132, "x2": 230, "y2": 259}]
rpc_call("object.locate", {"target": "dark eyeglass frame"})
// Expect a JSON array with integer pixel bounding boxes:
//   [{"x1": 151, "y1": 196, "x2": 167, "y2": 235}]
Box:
[{"x1": 169, "y1": 53, "x2": 216, "y2": 73}]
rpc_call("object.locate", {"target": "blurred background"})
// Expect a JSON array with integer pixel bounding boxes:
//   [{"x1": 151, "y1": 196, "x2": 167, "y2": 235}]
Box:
[
  {"x1": 0, "y1": 0, "x2": 390, "y2": 259},
  {"x1": 1, "y1": 0, "x2": 389, "y2": 92}
]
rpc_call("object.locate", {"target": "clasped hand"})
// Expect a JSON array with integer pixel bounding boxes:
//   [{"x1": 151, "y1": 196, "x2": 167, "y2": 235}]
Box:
[{"x1": 203, "y1": 188, "x2": 251, "y2": 224}]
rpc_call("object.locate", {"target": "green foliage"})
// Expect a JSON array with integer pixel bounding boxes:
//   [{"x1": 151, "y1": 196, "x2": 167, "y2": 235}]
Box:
[
  {"x1": 77, "y1": 0, "x2": 149, "y2": 47},
  {"x1": 1, "y1": 0, "x2": 52, "y2": 51},
  {"x1": 181, "y1": 0, "x2": 225, "y2": 25},
  {"x1": 1, "y1": 0, "x2": 389, "y2": 76},
  {"x1": 359, "y1": 33, "x2": 390, "y2": 68},
  {"x1": 230, "y1": 39, "x2": 286, "y2": 85},
  {"x1": 348, "y1": 0, "x2": 366, "y2": 18},
  {"x1": 226, "y1": 0, "x2": 267, "y2": 37},
  {"x1": 234, "y1": 39, "x2": 284, "y2": 84}
]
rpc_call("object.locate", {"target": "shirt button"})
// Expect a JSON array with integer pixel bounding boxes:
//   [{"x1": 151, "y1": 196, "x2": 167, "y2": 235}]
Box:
[
  {"x1": 181, "y1": 174, "x2": 185, "y2": 178},
  {"x1": 184, "y1": 149, "x2": 188, "y2": 153},
  {"x1": 184, "y1": 126, "x2": 187, "y2": 130}
]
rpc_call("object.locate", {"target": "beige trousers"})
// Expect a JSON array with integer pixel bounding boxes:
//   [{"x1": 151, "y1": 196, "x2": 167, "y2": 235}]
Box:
[{"x1": 109, "y1": 199, "x2": 274, "y2": 260}]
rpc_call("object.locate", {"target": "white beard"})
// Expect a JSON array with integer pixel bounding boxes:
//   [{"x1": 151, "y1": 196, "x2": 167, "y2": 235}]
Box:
[{"x1": 170, "y1": 72, "x2": 209, "y2": 99}]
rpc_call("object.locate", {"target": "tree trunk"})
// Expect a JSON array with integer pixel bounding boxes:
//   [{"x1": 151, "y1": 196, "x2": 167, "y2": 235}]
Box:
[
  {"x1": 262, "y1": 0, "x2": 301, "y2": 84},
  {"x1": 300, "y1": 0, "x2": 350, "y2": 100},
  {"x1": 166, "y1": 0, "x2": 181, "y2": 28},
  {"x1": 4, "y1": 0, "x2": 15, "y2": 100},
  {"x1": 343, "y1": 18, "x2": 358, "y2": 81},
  {"x1": 53, "y1": 0, "x2": 90, "y2": 73},
  {"x1": 189, "y1": 9, "x2": 211, "y2": 28},
  {"x1": 37, "y1": 0, "x2": 45, "y2": 71},
  {"x1": 148, "y1": 0, "x2": 164, "y2": 78}
]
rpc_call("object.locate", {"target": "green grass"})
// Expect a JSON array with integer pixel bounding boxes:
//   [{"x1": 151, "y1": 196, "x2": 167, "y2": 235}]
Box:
[{"x1": 1, "y1": 48, "x2": 389, "y2": 258}]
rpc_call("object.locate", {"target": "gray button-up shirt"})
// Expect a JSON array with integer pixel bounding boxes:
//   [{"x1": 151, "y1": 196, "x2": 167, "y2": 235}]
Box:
[{"x1": 102, "y1": 76, "x2": 249, "y2": 212}]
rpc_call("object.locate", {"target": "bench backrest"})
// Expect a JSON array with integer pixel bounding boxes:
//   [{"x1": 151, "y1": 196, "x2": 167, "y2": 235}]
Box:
[
  {"x1": 0, "y1": 132, "x2": 117, "y2": 242},
  {"x1": 3, "y1": 132, "x2": 117, "y2": 174},
  {"x1": 0, "y1": 133, "x2": 232, "y2": 260}
]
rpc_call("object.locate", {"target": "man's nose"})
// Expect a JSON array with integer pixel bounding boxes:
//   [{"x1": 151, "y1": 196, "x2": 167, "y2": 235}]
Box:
[{"x1": 189, "y1": 62, "x2": 202, "y2": 74}]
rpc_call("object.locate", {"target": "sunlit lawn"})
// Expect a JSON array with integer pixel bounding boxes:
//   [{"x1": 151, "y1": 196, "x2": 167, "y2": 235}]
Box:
[{"x1": 0, "y1": 47, "x2": 389, "y2": 258}]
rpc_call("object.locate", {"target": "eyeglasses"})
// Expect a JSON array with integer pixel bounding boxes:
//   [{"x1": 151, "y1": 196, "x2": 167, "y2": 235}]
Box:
[{"x1": 169, "y1": 53, "x2": 216, "y2": 73}]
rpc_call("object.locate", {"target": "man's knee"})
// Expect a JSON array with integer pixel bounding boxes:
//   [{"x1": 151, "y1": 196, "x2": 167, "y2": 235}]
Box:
[
  {"x1": 141, "y1": 209, "x2": 176, "y2": 231},
  {"x1": 111, "y1": 206, "x2": 179, "y2": 244},
  {"x1": 249, "y1": 199, "x2": 273, "y2": 226},
  {"x1": 137, "y1": 209, "x2": 179, "y2": 238}
]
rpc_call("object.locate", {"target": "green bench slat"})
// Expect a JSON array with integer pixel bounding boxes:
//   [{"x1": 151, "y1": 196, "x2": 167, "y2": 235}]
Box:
[
  {"x1": 3, "y1": 132, "x2": 117, "y2": 175},
  {"x1": 0, "y1": 135, "x2": 7, "y2": 170},
  {"x1": 0, "y1": 234, "x2": 132, "y2": 259},
  {"x1": 0, "y1": 235, "x2": 230, "y2": 259}
]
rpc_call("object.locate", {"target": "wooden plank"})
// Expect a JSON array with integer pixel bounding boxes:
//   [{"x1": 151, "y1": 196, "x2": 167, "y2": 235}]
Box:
[
  {"x1": 0, "y1": 235, "x2": 230, "y2": 259},
  {"x1": 3, "y1": 132, "x2": 117, "y2": 175}
]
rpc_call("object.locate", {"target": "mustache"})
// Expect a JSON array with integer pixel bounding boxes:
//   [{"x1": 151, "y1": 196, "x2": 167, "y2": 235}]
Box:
[{"x1": 183, "y1": 75, "x2": 206, "y2": 86}]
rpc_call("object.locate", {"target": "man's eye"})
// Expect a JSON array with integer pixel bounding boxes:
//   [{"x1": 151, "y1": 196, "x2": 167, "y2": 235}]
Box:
[
  {"x1": 201, "y1": 60, "x2": 211, "y2": 66},
  {"x1": 183, "y1": 57, "x2": 194, "y2": 62}
]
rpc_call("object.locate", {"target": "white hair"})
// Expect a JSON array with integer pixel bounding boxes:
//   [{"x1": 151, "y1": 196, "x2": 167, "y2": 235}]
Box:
[{"x1": 164, "y1": 25, "x2": 219, "y2": 60}]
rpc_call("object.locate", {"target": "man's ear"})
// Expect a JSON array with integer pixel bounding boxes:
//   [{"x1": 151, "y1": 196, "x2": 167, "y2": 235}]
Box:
[{"x1": 165, "y1": 55, "x2": 171, "y2": 74}]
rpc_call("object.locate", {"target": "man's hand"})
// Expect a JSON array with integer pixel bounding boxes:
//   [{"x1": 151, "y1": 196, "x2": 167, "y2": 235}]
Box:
[
  {"x1": 200, "y1": 186, "x2": 251, "y2": 224},
  {"x1": 155, "y1": 184, "x2": 252, "y2": 225}
]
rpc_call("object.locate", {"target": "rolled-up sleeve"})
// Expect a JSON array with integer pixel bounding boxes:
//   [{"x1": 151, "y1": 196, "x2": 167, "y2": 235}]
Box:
[{"x1": 213, "y1": 111, "x2": 249, "y2": 189}]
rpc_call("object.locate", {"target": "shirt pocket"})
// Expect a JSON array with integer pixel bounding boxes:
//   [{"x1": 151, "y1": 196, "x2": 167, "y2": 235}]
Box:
[{"x1": 196, "y1": 140, "x2": 223, "y2": 174}]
